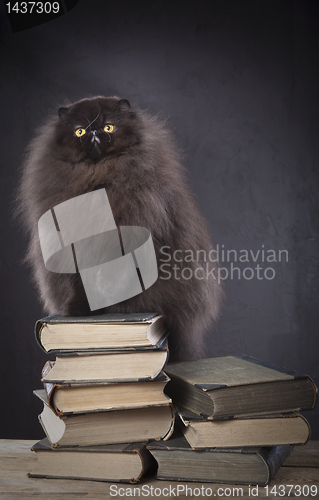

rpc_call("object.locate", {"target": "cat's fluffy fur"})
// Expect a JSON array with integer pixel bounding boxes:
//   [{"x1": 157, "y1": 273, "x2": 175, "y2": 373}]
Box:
[{"x1": 16, "y1": 96, "x2": 222, "y2": 360}]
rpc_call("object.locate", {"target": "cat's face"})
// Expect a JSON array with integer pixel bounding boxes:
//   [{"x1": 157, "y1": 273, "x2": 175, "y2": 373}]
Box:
[{"x1": 55, "y1": 97, "x2": 141, "y2": 163}]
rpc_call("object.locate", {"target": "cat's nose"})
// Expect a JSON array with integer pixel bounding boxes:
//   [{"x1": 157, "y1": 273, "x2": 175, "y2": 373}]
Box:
[{"x1": 91, "y1": 130, "x2": 101, "y2": 144}]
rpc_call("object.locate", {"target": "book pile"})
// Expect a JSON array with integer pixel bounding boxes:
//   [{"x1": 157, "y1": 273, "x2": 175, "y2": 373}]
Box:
[
  {"x1": 147, "y1": 355, "x2": 317, "y2": 486},
  {"x1": 29, "y1": 313, "x2": 174, "y2": 483}
]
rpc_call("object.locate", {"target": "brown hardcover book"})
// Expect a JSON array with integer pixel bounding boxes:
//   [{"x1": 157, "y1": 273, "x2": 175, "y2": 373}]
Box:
[
  {"x1": 34, "y1": 389, "x2": 175, "y2": 447},
  {"x1": 41, "y1": 345, "x2": 169, "y2": 384},
  {"x1": 147, "y1": 436, "x2": 293, "y2": 486},
  {"x1": 177, "y1": 407, "x2": 310, "y2": 448},
  {"x1": 29, "y1": 438, "x2": 155, "y2": 483},
  {"x1": 165, "y1": 355, "x2": 317, "y2": 419},
  {"x1": 42, "y1": 370, "x2": 171, "y2": 416},
  {"x1": 35, "y1": 312, "x2": 167, "y2": 353}
]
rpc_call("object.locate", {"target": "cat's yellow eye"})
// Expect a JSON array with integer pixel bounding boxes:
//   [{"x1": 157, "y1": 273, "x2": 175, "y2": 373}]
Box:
[
  {"x1": 104, "y1": 124, "x2": 114, "y2": 133},
  {"x1": 75, "y1": 128, "x2": 86, "y2": 137}
]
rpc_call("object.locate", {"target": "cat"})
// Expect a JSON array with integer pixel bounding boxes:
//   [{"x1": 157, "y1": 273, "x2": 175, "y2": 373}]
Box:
[{"x1": 16, "y1": 96, "x2": 223, "y2": 361}]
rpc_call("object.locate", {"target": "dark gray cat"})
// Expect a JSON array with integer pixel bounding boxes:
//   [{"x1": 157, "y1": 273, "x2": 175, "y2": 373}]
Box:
[{"x1": 16, "y1": 96, "x2": 223, "y2": 360}]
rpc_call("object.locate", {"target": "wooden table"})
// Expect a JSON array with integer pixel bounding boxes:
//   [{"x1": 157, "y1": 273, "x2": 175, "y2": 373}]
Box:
[{"x1": 1, "y1": 440, "x2": 319, "y2": 499}]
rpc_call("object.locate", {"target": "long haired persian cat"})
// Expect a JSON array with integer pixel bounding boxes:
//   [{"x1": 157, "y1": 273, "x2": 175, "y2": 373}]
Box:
[{"x1": 17, "y1": 96, "x2": 223, "y2": 361}]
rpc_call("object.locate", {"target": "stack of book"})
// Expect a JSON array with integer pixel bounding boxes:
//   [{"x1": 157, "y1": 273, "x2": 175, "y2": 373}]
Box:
[
  {"x1": 147, "y1": 355, "x2": 317, "y2": 486},
  {"x1": 29, "y1": 312, "x2": 174, "y2": 483}
]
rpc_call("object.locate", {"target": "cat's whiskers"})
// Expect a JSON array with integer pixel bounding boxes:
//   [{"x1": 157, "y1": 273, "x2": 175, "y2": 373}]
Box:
[
  {"x1": 85, "y1": 111, "x2": 101, "y2": 131},
  {"x1": 102, "y1": 128, "x2": 112, "y2": 143},
  {"x1": 79, "y1": 134, "x2": 90, "y2": 147}
]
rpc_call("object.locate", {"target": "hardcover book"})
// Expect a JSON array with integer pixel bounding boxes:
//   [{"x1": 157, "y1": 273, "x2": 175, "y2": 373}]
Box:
[
  {"x1": 177, "y1": 407, "x2": 310, "y2": 448},
  {"x1": 42, "y1": 372, "x2": 171, "y2": 416},
  {"x1": 34, "y1": 389, "x2": 175, "y2": 447},
  {"x1": 29, "y1": 438, "x2": 155, "y2": 483},
  {"x1": 35, "y1": 312, "x2": 167, "y2": 353},
  {"x1": 41, "y1": 342, "x2": 169, "y2": 384},
  {"x1": 165, "y1": 355, "x2": 317, "y2": 419},
  {"x1": 147, "y1": 436, "x2": 293, "y2": 486}
]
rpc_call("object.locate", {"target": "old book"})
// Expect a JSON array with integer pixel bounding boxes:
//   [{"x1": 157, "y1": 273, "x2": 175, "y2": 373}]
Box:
[
  {"x1": 41, "y1": 345, "x2": 169, "y2": 384},
  {"x1": 42, "y1": 372, "x2": 171, "y2": 416},
  {"x1": 165, "y1": 355, "x2": 317, "y2": 419},
  {"x1": 35, "y1": 312, "x2": 167, "y2": 353},
  {"x1": 177, "y1": 407, "x2": 310, "y2": 448},
  {"x1": 147, "y1": 436, "x2": 293, "y2": 485},
  {"x1": 29, "y1": 438, "x2": 155, "y2": 483},
  {"x1": 34, "y1": 389, "x2": 175, "y2": 447}
]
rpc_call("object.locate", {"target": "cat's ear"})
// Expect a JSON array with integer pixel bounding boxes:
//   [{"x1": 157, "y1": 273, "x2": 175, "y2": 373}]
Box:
[
  {"x1": 117, "y1": 99, "x2": 131, "y2": 110},
  {"x1": 58, "y1": 107, "x2": 69, "y2": 118}
]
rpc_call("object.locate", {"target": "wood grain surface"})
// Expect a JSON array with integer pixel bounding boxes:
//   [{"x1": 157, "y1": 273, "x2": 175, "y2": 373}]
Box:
[{"x1": 0, "y1": 439, "x2": 318, "y2": 499}]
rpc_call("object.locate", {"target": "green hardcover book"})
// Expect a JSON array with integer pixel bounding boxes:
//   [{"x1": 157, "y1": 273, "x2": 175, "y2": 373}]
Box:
[
  {"x1": 164, "y1": 355, "x2": 317, "y2": 419},
  {"x1": 35, "y1": 312, "x2": 167, "y2": 353},
  {"x1": 29, "y1": 438, "x2": 156, "y2": 483},
  {"x1": 147, "y1": 436, "x2": 293, "y2": 486},
  {"x1": 34, "y1": 389, "x2": 175, "y2": 447}
]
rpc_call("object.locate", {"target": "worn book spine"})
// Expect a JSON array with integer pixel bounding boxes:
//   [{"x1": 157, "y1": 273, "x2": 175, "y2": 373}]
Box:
[
  {"x1": 35, "y1": 313, "x2": 60, "y2": 352},
  {"x1": 256, "y1": 445, "x2": 294, "y2": 485}
]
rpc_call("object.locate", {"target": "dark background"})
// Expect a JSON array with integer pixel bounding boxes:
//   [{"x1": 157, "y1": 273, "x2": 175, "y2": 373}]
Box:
[{"x1": 1, "y1": 0, "x2": 318, "y2": 439}]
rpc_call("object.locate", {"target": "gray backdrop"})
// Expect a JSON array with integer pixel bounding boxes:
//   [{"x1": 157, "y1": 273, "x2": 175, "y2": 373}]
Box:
[{"x1": 0, "y1": 0, "x2": 318, "y2": 439}]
